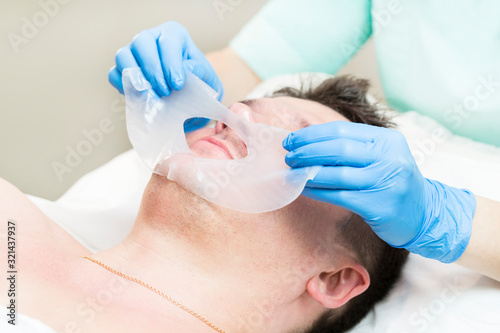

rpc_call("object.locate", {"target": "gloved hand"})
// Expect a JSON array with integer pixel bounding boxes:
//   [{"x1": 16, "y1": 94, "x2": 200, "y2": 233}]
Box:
[
  {"x1": 108, "y1": 21, "x2": 223, "y2": 131},
  {"x1": 283, "y1": 121, "x2": 476, "y2": 263}
]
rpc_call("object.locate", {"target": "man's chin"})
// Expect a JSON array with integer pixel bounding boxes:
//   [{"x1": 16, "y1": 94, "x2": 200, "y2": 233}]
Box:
[{"x1": 149, "y1": 174, "x2": 220, "y2": 211}]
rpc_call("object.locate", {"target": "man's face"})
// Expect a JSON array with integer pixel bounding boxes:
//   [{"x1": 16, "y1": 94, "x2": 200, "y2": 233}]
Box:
[
  {"x1": 186, "y1": 96, "x2": 350, "y2": 160},
  {"x1": 145, "y1": 95, "x2": 356, "y2": 329},
  {"x1": 178, "y1": 96, "x2": 352, "y2": 263}
]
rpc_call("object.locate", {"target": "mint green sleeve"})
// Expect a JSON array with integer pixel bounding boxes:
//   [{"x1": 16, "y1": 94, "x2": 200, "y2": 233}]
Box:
[{"x1": 229, "y1": 0, "x2": 372, "y2": 80}]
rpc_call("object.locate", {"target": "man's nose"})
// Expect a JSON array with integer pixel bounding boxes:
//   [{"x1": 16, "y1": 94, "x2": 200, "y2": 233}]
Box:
[{"x1": 215, "y1": 102, "x2": 255, "y2": 133}]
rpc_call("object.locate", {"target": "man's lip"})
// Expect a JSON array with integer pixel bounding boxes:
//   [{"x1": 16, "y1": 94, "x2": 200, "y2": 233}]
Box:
[{"x1": 199, "y1": 137, "x2": 235, "y2": 159}]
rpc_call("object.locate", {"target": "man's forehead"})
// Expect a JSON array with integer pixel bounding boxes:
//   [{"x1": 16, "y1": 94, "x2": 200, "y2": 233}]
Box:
[{"x1": 243, "y1": 96, "x2": 350, "y2": 125}]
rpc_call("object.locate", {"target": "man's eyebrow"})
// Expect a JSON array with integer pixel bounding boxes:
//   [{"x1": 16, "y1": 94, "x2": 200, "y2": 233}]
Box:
[
  {"x1": 239, "y1": 99, "x2": 259, "y2": 107},
  {"x1": 239, "y1": 99, "x2": 267, "y2": 115},
  {"x1": 239, "y1": 98, "x2": 314, "y2": 128}
]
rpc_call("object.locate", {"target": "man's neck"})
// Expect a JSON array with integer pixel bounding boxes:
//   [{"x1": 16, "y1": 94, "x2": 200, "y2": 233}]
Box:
[{"x1": 93, "y1": 179, "x2": 307, "y2": 332}]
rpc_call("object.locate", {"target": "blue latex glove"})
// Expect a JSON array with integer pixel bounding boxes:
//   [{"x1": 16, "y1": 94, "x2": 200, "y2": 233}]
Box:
[
  {"x1": 108, "y1": 21, "x2": 223, "y2": 132},
  {"x1": 283, "y1": 121, "x2": 476, "y2": 263}
]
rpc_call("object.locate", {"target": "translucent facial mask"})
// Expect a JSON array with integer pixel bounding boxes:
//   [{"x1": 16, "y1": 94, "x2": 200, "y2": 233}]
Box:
[{"x1": 123, "y1": 67, "x2": 320, "y2": 213}]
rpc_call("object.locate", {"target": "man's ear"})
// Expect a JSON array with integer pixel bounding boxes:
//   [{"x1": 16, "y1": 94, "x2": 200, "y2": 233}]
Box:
[{"x1": 306, "y1": 263, "x2": 370, "y2": 309}]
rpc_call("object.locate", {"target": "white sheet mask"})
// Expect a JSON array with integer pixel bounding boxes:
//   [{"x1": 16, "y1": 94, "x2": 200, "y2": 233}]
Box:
[{"x1": 123, "y1": 67, "x2": 320, "y2": 213}]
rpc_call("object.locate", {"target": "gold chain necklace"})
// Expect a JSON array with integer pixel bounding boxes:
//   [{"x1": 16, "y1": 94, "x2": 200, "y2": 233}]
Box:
[{"x1": 82, "y1": 256, "x2": 225, "y2": 333}]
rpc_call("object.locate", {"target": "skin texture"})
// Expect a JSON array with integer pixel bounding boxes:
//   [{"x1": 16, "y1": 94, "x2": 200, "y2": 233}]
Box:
[{"x1": 0, "y1": 97, "x2": 370, "y2": 333}]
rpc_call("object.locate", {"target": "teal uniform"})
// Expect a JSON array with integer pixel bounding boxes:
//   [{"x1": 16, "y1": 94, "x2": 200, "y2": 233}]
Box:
[{"x1": 230, "y1": 0, "x2": 500, "y2": 146}]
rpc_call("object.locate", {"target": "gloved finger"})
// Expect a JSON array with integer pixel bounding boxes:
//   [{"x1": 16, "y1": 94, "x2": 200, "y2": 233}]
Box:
[
  {"x1": 183, "y1": 60, "x2": 223, "y2": 100},
  {"x1": 302, "y1": 187, "x2": 358, "y2": 211},
  {"x1": 157, "y1": 26, "x2": 186, "y2": 91},
  {"x1": 305, "y1": 166, "x2": 378, "y2": 190},
  {"x1": 115, "y1": 46, "x2": 139, "y2": 74},
  {"x1": 215, "y1": 80, "x2": 224, "y2": 102},
  {"x1": 183, "y1": 60, "x2": 209, "y2": 83},
  {"x1": 185, "y1": 37, "x2": 224, "y2": 96},
  {"x1": 302, "y1": 187, "x2": 376, "y2": 216},
  {"x1": 302, "y1": 187, "x2": 387, "y2": 226},
  {"x1": 303, "y1": 187, "x2": 414, "y2": 247},
  {"x1": 283, "y1": 121, "x2": 385, "y2": 151},
  {"x1": 130, "y1": 31, "x2": 170, "y2": 96},
  {"x1": 108, "y1": 66, "x2": 124, "y2": 94},
  {"x1": 184, "y1": 117, "x2": 211, "y2": 132},
  {"x1": 284, "y1": 138, "x2": 376, "y2": 168}
]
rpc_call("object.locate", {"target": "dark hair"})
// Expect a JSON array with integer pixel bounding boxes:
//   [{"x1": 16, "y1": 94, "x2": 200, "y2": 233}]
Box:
[{"x1": 273, "y1": 76, "x2": 409, "y2": 333}]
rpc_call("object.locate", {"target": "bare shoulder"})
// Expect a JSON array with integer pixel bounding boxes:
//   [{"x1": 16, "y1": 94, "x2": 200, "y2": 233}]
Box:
[
  {"x1": 0, "y1": 176, "x2": 30, "y2": 210},
  {"x1": 0, "y1": 177, "x2": 89, "y2": 308},
  {"x1": 0, "y1": 177, "x2": 88, "y2": 255},
  {"x1": 0, "y1": 177, "x2": 43, "y2": 240}
]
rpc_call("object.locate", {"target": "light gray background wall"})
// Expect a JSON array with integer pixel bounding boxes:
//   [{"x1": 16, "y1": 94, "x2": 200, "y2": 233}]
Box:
[{"x1": 0, "y1": 0, "x2": 383, "y2": 200}]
